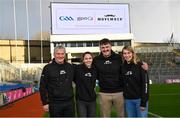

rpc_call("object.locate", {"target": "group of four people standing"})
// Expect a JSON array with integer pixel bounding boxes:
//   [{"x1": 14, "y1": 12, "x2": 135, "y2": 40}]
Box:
[{"x1": 39, "y1": 38, "x2": 149, "y2": 117}]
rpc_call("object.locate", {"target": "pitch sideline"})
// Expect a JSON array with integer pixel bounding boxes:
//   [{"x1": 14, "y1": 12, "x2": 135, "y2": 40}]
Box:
[{"x1": 148, "y1": 111, "x2": 163, "y2": 118}]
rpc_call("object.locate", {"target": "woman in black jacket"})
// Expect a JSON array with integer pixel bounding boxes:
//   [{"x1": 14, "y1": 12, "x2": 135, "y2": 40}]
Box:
[
  {"x1": 121, "y1": 46, "x2": 149, "y2": 117},
  {"x1": 74, "y1": 52, "x2": 97, "y2": 117}
]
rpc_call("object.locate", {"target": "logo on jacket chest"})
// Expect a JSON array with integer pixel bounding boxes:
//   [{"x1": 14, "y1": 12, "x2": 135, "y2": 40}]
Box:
[
  {"x1": 104, "y1": 60, "x2": 112, "y2": 65},
  {"x1": 85, "y1": 72, "x2": 92, "y2": 77},
  {"x1": 60, "y1": 70, "x2": 66, "y2": 75},
  {"x1": 125, "y1": 71, "x2": 133, "y2": 75}
]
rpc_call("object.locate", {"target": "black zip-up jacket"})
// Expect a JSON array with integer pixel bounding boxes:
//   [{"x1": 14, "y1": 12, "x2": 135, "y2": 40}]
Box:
[
  {"x1": 93, "y1": 51, "x2": 123, "y2": 93},
  {"x1": 121, "y1": 61, "x2": 149, "y2": 107},
  {"x1": 74, "y1": 64, "x2": 97, "y2": 102},
  {"x1": 39, "y1": 60, "x2": 74, "y2": 105}
]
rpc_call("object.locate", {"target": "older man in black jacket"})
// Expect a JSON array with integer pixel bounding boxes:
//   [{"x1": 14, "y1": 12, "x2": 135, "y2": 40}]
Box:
[{"x1": 39, "y1": 45, "x2": 75, "y2": 117}]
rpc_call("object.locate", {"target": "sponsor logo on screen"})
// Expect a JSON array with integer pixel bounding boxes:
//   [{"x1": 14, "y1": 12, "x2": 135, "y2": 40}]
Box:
[
  {"x1": 97, "y1": 14, "x2": 123, "y2": 21},
  {"x1": 59, "y1": 16, "x2": 74, "y2": 21},
  {"x1": 77, "y1": 16, "x2": 93, "y2": 21}
]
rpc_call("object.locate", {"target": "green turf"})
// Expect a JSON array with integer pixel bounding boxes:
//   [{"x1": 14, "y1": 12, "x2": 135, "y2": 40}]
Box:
[
  {"x1": 44, "y1": 84, "x2": 180, "y2": 117},
  {"x1": 149, "y1": 84, "x2": 180, "y2": 117}
]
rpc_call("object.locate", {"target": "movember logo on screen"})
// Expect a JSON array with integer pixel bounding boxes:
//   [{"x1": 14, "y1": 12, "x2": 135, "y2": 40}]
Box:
[
  {"x1": 97, "y1": 14, "x2": 123, "y2": 21},
  {"x1": 59, "y1": 16, "x2": 74, "y2": 21}
]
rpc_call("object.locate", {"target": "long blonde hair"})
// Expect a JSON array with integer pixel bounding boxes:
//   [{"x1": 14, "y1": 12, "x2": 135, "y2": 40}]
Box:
[{"x1": 122, "y1": 46, "x2": 140, "y2": 64}]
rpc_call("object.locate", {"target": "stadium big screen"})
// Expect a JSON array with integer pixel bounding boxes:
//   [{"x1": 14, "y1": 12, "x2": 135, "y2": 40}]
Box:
[{"x1": 51, "y1": 3, "x2": 130, "y2": 35}]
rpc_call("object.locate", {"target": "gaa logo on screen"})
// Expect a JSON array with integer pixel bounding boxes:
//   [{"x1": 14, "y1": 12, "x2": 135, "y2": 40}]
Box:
[{"x1": 59, "y1": 16, "x2": 74, "y2": 21}]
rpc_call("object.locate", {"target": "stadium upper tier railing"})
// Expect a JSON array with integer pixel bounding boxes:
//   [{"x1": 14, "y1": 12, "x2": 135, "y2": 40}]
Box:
[{"x1": 135, "y1": 47, "x2": 180, "y2": 84}]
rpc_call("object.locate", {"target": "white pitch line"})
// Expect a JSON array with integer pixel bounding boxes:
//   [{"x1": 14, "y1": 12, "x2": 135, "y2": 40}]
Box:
[
  {"x1": 151, "y1": 93, "x2": 180, "y2": 96},
  {"x1": 148, "y1": 111, "x2": 163, "y2": 118}
]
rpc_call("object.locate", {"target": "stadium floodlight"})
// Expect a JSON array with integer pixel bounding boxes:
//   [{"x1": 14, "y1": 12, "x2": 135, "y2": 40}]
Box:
[
  {"x1": 40, "y1": 0, "x2": 43, "y2": 63},
  {"x1": 26, "y1": 0, "x2": 30, "y2": 64},
  {"x1": 13, "y1": 0, "x2": 17, "y2": 63}
]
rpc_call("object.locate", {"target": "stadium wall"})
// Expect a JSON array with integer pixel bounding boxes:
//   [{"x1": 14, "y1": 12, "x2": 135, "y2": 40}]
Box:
[{"x1": 134, "y1": 43, "x2": 180, "y2": 84}]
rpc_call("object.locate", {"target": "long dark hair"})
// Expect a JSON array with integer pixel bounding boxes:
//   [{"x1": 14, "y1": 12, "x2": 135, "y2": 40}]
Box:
[{"x1": 81, "y1": 51, "x2": 94, "y2": 63}]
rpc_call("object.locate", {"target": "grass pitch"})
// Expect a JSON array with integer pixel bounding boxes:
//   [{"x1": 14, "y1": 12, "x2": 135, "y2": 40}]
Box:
[
  {"x1": 44, "y1": 84, "x2": 180, "y2": 117},
  {"x1": 148, "y1": 84, "x2": 180, "y2": 117}
]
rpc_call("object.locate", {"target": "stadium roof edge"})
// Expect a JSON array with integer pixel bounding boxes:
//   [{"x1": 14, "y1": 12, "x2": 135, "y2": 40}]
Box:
[{"x1": 50, "y1": 33, "x2": 134, "y2": 42}]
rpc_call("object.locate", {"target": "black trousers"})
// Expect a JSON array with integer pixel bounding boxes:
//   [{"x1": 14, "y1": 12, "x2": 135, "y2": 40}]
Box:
[
  {"x1": 76, "y1": 100, "x2": 96, "y2": 117},
  {"x1": 49, "y1": 100, "x2": 75, "y2": 117}
]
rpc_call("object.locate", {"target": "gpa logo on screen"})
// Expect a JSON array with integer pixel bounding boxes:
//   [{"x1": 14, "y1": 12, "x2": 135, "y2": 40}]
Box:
[
  {"x1": 59, "y1": 16, "x2": 74, "y2": 21},
  {"x1": 77, "y1": 16, "x2": 93, "y2": 21}
]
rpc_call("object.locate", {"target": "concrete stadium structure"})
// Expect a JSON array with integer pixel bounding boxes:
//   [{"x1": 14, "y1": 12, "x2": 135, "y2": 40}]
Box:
[
  {"x1": 50, "y1": 34, "x2": 134, "y2": 62},
  {"x1": 0, "y1": 39, "x2": 51, "y2": 63}
]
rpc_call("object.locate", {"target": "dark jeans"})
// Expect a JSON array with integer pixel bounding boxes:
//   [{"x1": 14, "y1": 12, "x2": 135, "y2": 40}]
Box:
[
  {"x1": 49, "y1": 100, "x2": 75, "y2": 117},
  {"x1": 76, "y1": 100, "x2": 96, "y2": 117}
]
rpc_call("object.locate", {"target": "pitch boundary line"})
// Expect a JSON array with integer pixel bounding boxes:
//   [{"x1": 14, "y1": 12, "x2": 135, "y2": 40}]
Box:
[
  {"x1": 151, "y1": 93, "x2": 180, "y2": 96},
  {"x1": 148, "y1": 111, "x2": 163, "y2": 118}
]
